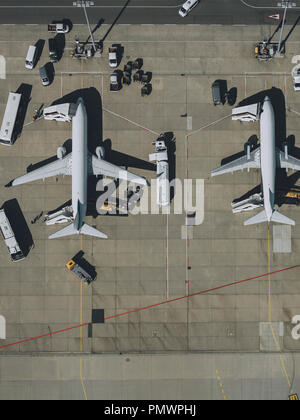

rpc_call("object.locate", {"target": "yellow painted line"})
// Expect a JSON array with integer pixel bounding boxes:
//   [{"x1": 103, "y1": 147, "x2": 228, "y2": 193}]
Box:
[
  {"x1": 80, "y1": 358, "x2": 88, "y2": 401},
  {"x1": 267, "y1": 224, "x2": 293, "y2": 394},
  {"x1": 79, "y1": 63, "x2": 88, "y2": 400},
  {"x1": 216, "y1": 370, "x2": 227, "y2": 400}
]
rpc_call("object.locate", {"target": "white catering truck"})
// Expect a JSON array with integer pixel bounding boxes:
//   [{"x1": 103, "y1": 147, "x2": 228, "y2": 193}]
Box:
[{"x1": 0, "y1": 207, "x2": 25, "y2": 262}]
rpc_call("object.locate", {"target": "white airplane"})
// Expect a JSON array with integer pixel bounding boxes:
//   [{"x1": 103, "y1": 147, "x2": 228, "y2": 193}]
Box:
[
  {"x1": 211, "y1": 95, "x2": 300, "y2": 226},
  {"x1": 7, "y1": 97, "x2": 148, "y2": 239}
]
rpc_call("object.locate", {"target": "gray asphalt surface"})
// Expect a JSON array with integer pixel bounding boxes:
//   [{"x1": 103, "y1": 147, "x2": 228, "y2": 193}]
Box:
[{"x1": 0, "y1": 0, "x2": 300, "y2": 25}]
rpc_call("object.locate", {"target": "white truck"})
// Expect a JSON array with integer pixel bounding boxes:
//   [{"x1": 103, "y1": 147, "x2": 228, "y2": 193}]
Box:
[
  {"x1": 108, "y1": 46, "x2": 118, "y2": 68},
  {"x1": 293, "y1": 68, "x2": 300, "y2": 91},
  {"x1": 149, "y1": 135, "x2": 170, "y2": 207},
  {"x1": 0, "y1": 207, "x2": 25, "y2": 262},
  {"x1": 0, "y1": 92, "x2": 22, "y2": 146},
  {"x1": 48, "y1": 22, "x2": 70, "y2": 33}
]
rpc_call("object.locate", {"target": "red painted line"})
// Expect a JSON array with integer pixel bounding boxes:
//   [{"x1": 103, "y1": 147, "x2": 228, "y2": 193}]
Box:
[
  {"x1": 0, "y1": 265, "x2": 299, "y2": 351},
  {"x1": 0, "y1": 323, "x2": 91, "y2": 350},
  {"x1": 104, "y1": 265, "x2": 300, "y2": 320}
]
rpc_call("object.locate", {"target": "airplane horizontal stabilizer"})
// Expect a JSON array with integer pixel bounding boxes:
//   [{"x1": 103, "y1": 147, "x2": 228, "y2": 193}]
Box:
[
  {"x1": 244, "y1": 210, "x2": 268, "y2": 226},
  {"x1": 49, "y1": 223, "x2": 78, "y2": 239},
  {"x1": 271, "y1": 211, "x2": 295, "y2": 226},
  {"x1": 80, "y1": 223, "x2": 108, "y2": 239}
]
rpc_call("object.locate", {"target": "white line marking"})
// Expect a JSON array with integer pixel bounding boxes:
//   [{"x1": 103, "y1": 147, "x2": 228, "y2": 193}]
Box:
[{"x1": 103, "y1": 107, "x2": 159, "y2": 136}]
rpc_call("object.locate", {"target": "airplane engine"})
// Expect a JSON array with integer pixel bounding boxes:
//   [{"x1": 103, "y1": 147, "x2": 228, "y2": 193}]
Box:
[
  {"x1": 281, "y1": 140, "x2": 291, "y2": 162},
  {"x1": 244, "y1": 136, "x2": 257, "y2": 159},
  {"x1": 244, "y1": 141, "x2": 251, "y2": 159},
  {"x1": 96, "y1": 146, "x2": 105, "y2": 160},
  {"x1": 57, "y1": 146, "x2": 67, "y2": 160}
]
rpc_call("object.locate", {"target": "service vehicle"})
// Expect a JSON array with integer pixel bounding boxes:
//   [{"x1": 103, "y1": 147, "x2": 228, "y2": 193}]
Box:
[
  {"x1": 293, "y1": 68, "x2": 300, "y2": 91},
  {"x1": 108, "y1": 46, "x2": 118, "y2": 68},
  {"x1": 141, "y1": 83, "x2": 152, "y2": 96},
  {"x1": 48, "y1": 22, "x2": 69, "y2": 33},
  {"x1": 179, "y1": 0, "x2": 199, "y2": 17},
  {"x1": 0, "y1": 92, "x2": 22, "y2": 145},
  {"x1": 25, "y1": 45, "x2": 37, "y2": 69},
  {"x1": 48, "y1": 38, "x2": 58, "y2": 63},
  {"x1": 39, "y1": 65, "x2": 50, "y2": 86},
  {"x1": 66, "y1": 257, "x2": 96, "y2": 285},
  {"x1": 211, "y1": 80, "x2": 222, "y2": 105},
  {"x1": 110, "y1": 71, "x2": 123, "y2": 91},
  {"x1": 0, "y1": 207, "x2": 25, "y2": 262}
]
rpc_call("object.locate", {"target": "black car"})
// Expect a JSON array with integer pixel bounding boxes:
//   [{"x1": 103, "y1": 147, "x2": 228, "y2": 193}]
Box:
[{"x1": 48, "y1": 38, "x2": 58, "y2": 63}]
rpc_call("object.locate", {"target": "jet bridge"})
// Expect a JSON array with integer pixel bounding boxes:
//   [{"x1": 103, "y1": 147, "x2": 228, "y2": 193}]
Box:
[
  {"x1": 231, "y1": 193, "x2": 264, "y2": 214},
  {"x1": 43, "y1": 103, "x2": 78, "y2": 122},
  {"x1": 232, "y1": 103, "x2": 261, "y2": 122},
  {"x1": 43, "y1": 206, "x2": 73, "y2": 225}
]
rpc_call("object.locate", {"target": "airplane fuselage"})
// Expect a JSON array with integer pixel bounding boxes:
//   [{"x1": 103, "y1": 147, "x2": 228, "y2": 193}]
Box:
[
  {"x1": 259, "y1": 96, "x2": 276, "y2": 222},
  {"x1": 72, "y1": 98, "x2": 88, "y2": 232}
]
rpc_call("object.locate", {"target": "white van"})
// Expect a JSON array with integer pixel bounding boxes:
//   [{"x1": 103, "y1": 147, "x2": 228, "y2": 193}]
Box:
[
  {"x1": 25, "y1": 45, "x2": 37, "y2": 69},
  {"x1": 179, "y1": 0, "x2": 199, "y2": 17}
]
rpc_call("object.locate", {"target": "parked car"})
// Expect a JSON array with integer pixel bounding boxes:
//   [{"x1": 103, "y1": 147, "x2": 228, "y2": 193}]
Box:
[
  {"x1": 39, "y1": 65, "x2": 50, "y2": 86},
  {"x1": 110, "y1": 71, "x2": 123, "y2": 91},
  {"x1": 25, "y1": 45, "x2": 37, "y2": 70},
  {"x1": 108, "y1": 46, "x2": 118, "y2": 68},
  {"x1": 48, "y1": 38, "x2": 58, "y2": 63},
  {"x1": 48, "y1": 22, "x2": 69, "y2": 33},
  {"x1": 211, "y1": 80, "x2": 222, "y2": 106},
  {"x1": 179, "y1": 0, "x2": 199, "y2": 17}
]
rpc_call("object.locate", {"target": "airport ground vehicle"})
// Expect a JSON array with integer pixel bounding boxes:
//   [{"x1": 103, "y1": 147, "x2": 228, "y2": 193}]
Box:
[
  {"x1": 123, "y1": 72, "x2": 131, "y2": 85},
  {"x1": 124, "y1": 61, "x2": 133, "y2": 73},
  {"x1": 293, "y1": 68, "x2": 300, "y2": 91},
  {"x1": 48, "y1": 22, "x2": 69, "y2": 33},
  {"x1": 0, "y1": 207, "x2": 25, "y2": 262},
  {"x1": 39, "y1": 65, "x2": 50, "y2": 86},
  {"x1": 211, "y1": 80, "x2": 222, "y2": 105},
  {"x1": 133, "y1": 70, "x2": 152, "y2": 84},
  {"x1": 179, "y1": 0, "x2": 199, "y2": 17},
  {"x1": 110, "y1": 71, "x2": 123, "y2": 91},
  {"x1": 66, "y1": 255, "x2": 97, "y2": 284},
  {"x1": 0, "y1": 92, "x2": 22, "y2": 146},
  {"x1": 48, "y1": 38, "x2": 58, "y2": 63},
  {"x1": 133, "y1": 70, "x2": 144, "y2": 82},
  {"x1": 25, "y1": 45, "x2": 37, "y2": 69},
  {"x1": 133, "y1": 58, "x2": 143, "y2": 70},
  {"x1": 108, "y1": 46, "x2": 118, "y2": 68},
  {"x1": 141, "y1": 83, "x2": 152, "y2": 96}
]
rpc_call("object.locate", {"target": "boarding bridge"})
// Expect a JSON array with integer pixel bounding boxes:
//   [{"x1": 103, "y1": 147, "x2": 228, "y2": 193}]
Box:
[
  {"x1": 43, "y1": 103, "x2": 78, "y2": 122},
  {"x1": 44, "y1": 206, "x2": 73, "y2": 225},
  {"x1": 231, "y1": 193, "x2": 264, "y2": 214},
  {"x1": 232, "y1": 103, "x2": 261, "y2": 122},
  {"x1": 149, "y1": 136, "x2": 170, "y2": 207}
]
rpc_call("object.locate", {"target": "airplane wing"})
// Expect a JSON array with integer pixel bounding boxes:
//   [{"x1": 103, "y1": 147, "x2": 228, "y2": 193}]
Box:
[
  {"x1": 278, "y1": 150, "x2": 300, "y2": 171},
  {"x1": 211, "y1": 148, "x2": 261, "y2": 177},
  {"x1": 90, "y1": 154, "x2": 149, "y2": 186},
  {"x1": 7, "y1": 154, "x2": 72, "y2": 187}
]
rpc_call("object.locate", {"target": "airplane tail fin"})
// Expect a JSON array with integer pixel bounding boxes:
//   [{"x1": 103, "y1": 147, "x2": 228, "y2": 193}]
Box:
[
  {"x1": 49, "y1": 223, "x2": 108, "y2": 239},
  {"x1": 244, "y1": 209, "x2": 295, "y2": 226},
  {"x1": 244, "y1": 210, "x2": 268, "y2": 226},
  {"x1": 271, "y1": 211, "x2": 295, "y2": 226}
]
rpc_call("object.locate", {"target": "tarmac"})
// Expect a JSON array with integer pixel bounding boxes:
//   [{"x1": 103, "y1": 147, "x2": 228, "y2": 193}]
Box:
[{"x1": 0, "y1": 23, "x2": 300, "y2": 399}]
